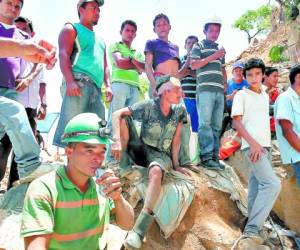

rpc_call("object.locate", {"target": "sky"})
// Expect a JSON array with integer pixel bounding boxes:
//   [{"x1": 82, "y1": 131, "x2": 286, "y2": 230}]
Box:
[{"x1": 21, "y1": 0, "x2": 275, "y2": 112}]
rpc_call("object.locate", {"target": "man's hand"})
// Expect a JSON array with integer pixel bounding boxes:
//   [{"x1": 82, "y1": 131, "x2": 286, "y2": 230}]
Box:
[
  {"x1": 19, "y1": 39, "x2": 57, "y2": 70},
  {"x1": 105, "y1": 86, "x2": 113, "y2": 102},
  {"x1": 249, "y1": 142, "x2": 267, "y2": 163},
  {"x1": 111, "y1": 141, "x2": 122, "y2": 161},
  {"x1": 66, "y1": 81, "x2": 81, "y2": 96},
  {"x1": 227, "y1": 89, "x2": 238, "y2": 100},
  {"x1": 174, "y1": 166, "x2": 191, "y2": 176},
  {"x1": 37, "y1": 105, "x2": 47, "y2": 120},
  {"x1": 15, "y1": 77, "x2": 33, "y2": 92},
  {"x1": 212, "y1": 49, "x2": 226, "y2": 60},
  {"x1": 95, "y1": 169, "x2": 122, "y2": 201}
]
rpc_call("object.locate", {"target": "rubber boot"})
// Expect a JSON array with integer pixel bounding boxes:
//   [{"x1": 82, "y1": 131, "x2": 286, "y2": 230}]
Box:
[{"x1": 124, "y1": 211, "x2": 154, "y2": 250}]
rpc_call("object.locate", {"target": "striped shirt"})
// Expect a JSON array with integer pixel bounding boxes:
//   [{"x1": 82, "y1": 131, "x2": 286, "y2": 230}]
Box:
[
  {"x1": 180, "y1": 55, "x2": 197, "y2": 99},
  {"x1": 190, "y1": 39, "x2": 225, "y2": 93},
  {"x1": 21, "y1": 166, "x2": 115, "y2": 250}
]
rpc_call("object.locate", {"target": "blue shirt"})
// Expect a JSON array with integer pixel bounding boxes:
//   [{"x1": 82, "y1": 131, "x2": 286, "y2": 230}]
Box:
[
  {"x1": 226, "y1": 79, "x2": 249, "y2": 108},
  {"x1": 275, "y1": 87, "x2": 300, "y2": 164}
]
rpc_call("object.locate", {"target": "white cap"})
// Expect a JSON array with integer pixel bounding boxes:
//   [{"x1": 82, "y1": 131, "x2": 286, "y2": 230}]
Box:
[{"x1": 203, "y1": 16, "x2": 222, "y2": 29}]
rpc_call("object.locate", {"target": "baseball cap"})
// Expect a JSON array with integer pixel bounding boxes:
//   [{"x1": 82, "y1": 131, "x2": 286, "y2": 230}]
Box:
[
  {"x1": 77, "y1": 0, "x2": 104, "y2": 10},
  {"x1": 232, "y1": 61, "x2": 244, "y2": 70}
]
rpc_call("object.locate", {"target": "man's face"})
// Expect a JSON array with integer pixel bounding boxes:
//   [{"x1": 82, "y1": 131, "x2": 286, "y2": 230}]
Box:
[
  {"x1": 245, "y1": 68, "x2": 263, "y2": 89},
  {"x1": 232, "y1": 67, "x2": 244, "y2": 83},
  {"x1": 185, "y1": 38, "x2": 197, "y2": 53},
  {"x1": 0, "y1": 0, "x2": 22, "y2": 24},
  {"x1": 15, "y1": 21, "x2": 32, "y2": 37},
  {"x1": 80, "y1": 1, "x2": 100, "y2": 25},
  {"x1": 294, "y1": 73, "x2": 300, "y2": 86},
  {"x1": 166, "y1": 86, "x2": 182, "y2": 104},
  {"x1": 66, "y1": 142, "x2": 106, "y2": 177},
  {"x1": 121, "y1": 24, "x2": 136, "y2": 44},
  {"x1": 154, "y1": 18, "x2": 171, "y2": 38},
  {"x1": 265, "y1": 71, "x2": 279, "y2": 88},
  {"x1": 204, "y1": 24, "x2": 220, "y2": 42}
]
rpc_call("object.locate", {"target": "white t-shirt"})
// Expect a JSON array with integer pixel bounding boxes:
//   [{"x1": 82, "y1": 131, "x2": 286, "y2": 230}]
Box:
[
  {"x1": 231, "y1": 87, "x2": 271, "y2": 150},
  {"x1": 17, "y1": 61, "x2": 45, "y2": 109}
]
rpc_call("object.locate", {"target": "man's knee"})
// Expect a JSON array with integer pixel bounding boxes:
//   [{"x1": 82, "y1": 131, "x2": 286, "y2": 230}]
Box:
[
  {"x1": 148, "y1": 166, "x2": 163, "y2": 181},
  {"x1": 271, "y1": 177, "x2": 281, "y2": 195}
]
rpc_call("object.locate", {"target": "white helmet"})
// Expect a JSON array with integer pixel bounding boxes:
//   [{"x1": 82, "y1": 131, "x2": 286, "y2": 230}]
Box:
[{"x1": 203, "y1": 16, "x2": 222, "y2": 29}]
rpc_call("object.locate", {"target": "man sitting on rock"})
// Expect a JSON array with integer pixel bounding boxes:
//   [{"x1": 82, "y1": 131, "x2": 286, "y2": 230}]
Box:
[{"x1": 111, "y1": 76, "x2": 190, "y2": 249}]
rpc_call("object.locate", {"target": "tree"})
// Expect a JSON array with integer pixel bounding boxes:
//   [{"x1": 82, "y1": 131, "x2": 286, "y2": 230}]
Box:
[{"x1": 233, "y1": 5, "x2": 272, "y2": 44}]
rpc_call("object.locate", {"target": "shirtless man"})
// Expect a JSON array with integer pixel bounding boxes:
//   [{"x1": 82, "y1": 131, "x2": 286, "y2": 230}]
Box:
[{"x1": 144, "y1": 13, "x2": 180, "y2": 97}]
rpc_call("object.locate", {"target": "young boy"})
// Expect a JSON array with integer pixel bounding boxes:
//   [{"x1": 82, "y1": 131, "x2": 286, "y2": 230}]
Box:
[
  {"x1": 231, "y1": 58, "x2": 281, "y2": 244},
  {"x1": 144, "y1": 13, "x2": 180, "y2": 98},
  {"x1": 190, "y1": 16, "x2": 227, "y2": 170},
  {"x1": 180, "y1": 35, "x2": 199, "y2": 133},
  {"x1": 263, "y1": 67, "x2": 281, "y2": 136}
]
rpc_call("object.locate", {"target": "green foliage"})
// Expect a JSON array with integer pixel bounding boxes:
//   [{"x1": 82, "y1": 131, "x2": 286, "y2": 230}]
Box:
[
  {"x1": 269, "y1": 45, "x2": 288, "y2": 62},
  {"x1": 233, "y1": 5, "x2": 272, "y2": 43},
  {"x1": 139, "y1": 76, "x2": 150, "y2": 100},
  {"x1": 283, "y1": 0, "x2": 300, "y2": 20}
]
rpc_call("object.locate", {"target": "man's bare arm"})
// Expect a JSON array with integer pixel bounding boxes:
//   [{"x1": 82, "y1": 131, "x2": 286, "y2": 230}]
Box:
[
  {"x1": 190, "y1": 49, "x2": 225, "y2": 70},
  {"x1": 112, "y1": 51, "x2": 135, "y2": 70},
  {"x1": 0, "y1": 38, "x2": 56, "y2": 69},
  {"x1": 103, "y1": 50, "x2": 113, "y2": 102},
  {"x1": 279, "y1": 119, "x2": 300, "y2": 153},
  {"x1": 111, "y1": 108, "x2": 132, "y2": 160},
  {"x1": 58, "y1": 24, "x2": 79, "y2": 96},
  {"x1": 145, "y1": 53, "x2": 157, "y2": 95},
  {"x1": 222, "y1": 67, "x2": 227, "y2": 91},
  {"x1": 171, "y1": 122, "x2": 183, "y2": 168},
  {"x1": 24, "y1": 234, "x2": 51, "y2": 250},
  {"x1": 114, "y1": 196, "x2": 134, "y2": 230}
]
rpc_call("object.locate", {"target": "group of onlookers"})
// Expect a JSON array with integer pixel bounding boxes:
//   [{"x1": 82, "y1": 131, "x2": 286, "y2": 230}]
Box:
[{"x1": 0, "y1": 0, "x2": 300, "y2": 249}]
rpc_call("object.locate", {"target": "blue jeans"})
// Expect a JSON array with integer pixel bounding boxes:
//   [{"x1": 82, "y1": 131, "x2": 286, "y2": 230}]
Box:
[
  {"x1": 242, "y1": 148, "x2": 281, "y2": 234},
  {"x1": 183, "y1": 98, "x2": 198, "y2": 133},
  {"x1": 53, "y1": 74, "x2": 105, "y2": 148},
  {"x1": 0, "y1": 94, "x2": 41, "y2": 178},
  {"x1": 292, "y1": 162, "x2": 300, "y2": 188},
  {"x1": 197, "y1": 91, "x2": 224, "y2": 161},
  {"x1": 108, "y1": 82, "x2": 140, "y2": 124}
]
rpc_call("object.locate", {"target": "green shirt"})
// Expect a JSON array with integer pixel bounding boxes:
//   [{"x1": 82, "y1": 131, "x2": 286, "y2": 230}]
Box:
[
  {"x1": 21, "y1": 166, "x2": 115, "y2": 250},
  {"x1": 190, "y1": 39, "x2": 225, "y2": 93},
  {"x1": 71, "y1": 23, "x2": 105, "y2": 88},
  {"x1": 109, "y1": 41, "x2": 144, "y2": 87}
]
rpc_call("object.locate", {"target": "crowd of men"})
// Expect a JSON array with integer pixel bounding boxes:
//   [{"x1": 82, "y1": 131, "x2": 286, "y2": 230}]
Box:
[{"x1": 0, "y1": 0, "x2": 300, "y2": 249}]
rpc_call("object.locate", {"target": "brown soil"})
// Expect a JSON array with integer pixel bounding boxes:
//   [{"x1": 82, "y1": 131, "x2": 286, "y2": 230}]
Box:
[{"x1": 141, "y1": 171, "x2": 245, "y2": 250}]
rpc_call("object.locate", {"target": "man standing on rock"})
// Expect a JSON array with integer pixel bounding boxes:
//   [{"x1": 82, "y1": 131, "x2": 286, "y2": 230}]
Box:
[
  {"x1": 232, "y1": 58, "x2": 281, "y2": 245},
  {"x1": 190, "y1": 16, "x2": 227, "y2": 170},
  {"x1": 275, "y1": 64, "x2": 300, "y2": 189},
  {"x1": 53, "y1": 0, "x2": 113, "y2": 148}
]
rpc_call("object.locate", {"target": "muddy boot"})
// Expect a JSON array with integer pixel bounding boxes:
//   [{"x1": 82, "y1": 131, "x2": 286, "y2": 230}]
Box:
[{"x1": 124, "y1": 211, "x2": 154, "y2": 250}]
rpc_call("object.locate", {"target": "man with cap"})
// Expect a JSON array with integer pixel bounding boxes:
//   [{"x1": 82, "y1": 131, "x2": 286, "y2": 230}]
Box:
[
  {"x1": 21, "y1": 113, "x2": 134, "y2": 250},
  {"x1": 53, "y1": 0, "x2": 113, "y2": 148},
  {"x1": 221, "y1": 61, "x2": 248, "y2": 135},
  {"x1": 190, "y1": 16, "x2": 227, "y2": 170},
  {"x1": 111, "y1": 76, "x2": 190, "y2": 249}
]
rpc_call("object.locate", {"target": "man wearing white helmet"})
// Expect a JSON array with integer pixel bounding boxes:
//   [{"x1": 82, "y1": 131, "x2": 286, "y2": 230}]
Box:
[{"x1": 191, "y1": 16, "x2": 227, "y2": 170}]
